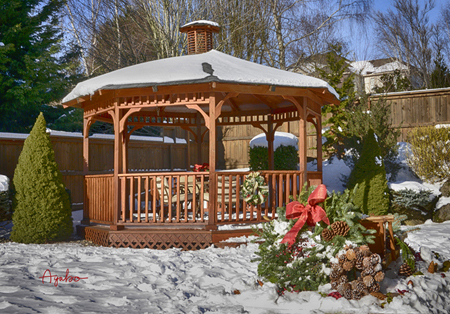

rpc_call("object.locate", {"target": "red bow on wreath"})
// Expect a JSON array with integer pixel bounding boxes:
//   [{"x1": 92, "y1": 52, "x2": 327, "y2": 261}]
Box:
[{"x1": 280, "y1": 184, "x2": 329, "y2": 246}]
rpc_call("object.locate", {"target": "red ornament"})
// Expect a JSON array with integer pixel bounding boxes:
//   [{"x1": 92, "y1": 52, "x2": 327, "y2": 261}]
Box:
[
  {"x1": 280, "y1": 184, "x2": 329, "y2": 246},
  {"x1": 328, "y1": 291, "x2": 342, "y2": 299}
]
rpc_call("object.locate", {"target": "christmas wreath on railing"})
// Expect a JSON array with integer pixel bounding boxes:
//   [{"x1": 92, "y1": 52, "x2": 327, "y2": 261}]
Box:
[{"x1": 240, "y1": 172, "x2": 269, "y2": 206}]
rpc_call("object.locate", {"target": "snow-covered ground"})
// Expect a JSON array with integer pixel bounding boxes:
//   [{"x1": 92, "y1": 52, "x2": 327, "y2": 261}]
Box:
[{"x1": 1, "y1": 143, "x2": 450, "y2": 313}]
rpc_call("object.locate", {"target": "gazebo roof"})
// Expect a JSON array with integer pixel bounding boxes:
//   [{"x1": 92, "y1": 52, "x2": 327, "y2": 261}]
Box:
[{"x1": 62, "y1": 50, "x2": 339, "y2": 105}]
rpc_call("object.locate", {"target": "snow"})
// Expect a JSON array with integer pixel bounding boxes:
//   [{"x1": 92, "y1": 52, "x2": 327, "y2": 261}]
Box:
[
  {"x1": 0, "y1": 131, "x2": 187, "y2": 144},
  {"x1": 350, "y1": 60, "x2": 408, "y2": 76},
  {"x1": 1, "y1": 144, "x2": 450, "y2": 313},
  {"x1": 62, "y1": 50, "x2": 339, "y2": 103},
  {"x1": 249, "y1": 131, "x2": 298, "y2": 150},
  {"x1": 0, "y1": 175, "x2": 8, "y2": 192},
  {"x1": 181, "y1": 20, "x2": 220, "y2": 28}
]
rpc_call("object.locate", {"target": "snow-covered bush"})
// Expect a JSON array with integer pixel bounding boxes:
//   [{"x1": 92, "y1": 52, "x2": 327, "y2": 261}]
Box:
[
  {"x1": 0, "y1": 175, "x2": 12, "y2": 221},
  {"x1": 11, "y1": 113, "x2": 73, "y2": 243},
  {"x1": 407, "y1": 125, "x2": 450, "y2": 183}
]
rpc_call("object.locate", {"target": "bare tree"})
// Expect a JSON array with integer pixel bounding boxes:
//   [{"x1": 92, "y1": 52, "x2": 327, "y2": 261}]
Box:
[
  {"x1": 373, "y1": 0, "x2": 436, "y2": 88},
  {"x1": 439, "y1": 1, "x2": 450, "y2": 63}
]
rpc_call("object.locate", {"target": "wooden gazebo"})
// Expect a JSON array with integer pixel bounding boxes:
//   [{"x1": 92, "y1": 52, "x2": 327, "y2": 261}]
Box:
[{"x1": 62, "y1": 21, "x2": 339, "y2": 249}]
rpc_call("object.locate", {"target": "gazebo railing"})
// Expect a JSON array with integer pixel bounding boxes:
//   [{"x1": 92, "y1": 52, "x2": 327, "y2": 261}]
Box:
[
  {"x1": 84, "y1": 170, "x2": 317, "y2": 226},
  {"x1": 215, "y1": 171, "x2": 305, "y2": 224}
]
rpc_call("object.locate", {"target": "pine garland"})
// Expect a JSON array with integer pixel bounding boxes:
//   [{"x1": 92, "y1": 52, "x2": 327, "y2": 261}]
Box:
[{"x1": 252, "y1": 184, "x2": 376, "y2": 293}]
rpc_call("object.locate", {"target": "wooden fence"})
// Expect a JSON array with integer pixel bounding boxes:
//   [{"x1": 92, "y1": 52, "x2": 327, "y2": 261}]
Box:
[
  {"x1": 370, "y1": 87, "x2": 450, "y2": 141},
  {"x1": 0, "y1": 130, "x2": 208, "y2": 208}
]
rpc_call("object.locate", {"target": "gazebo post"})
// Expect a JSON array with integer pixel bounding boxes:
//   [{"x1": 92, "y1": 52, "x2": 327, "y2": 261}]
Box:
[
  {"x1": 317, "y1": 115, "x2": 323, "y2": 173},
  {"x1": 207, "y1": 93, "x2": 217, "y2": 230},
  {"x1": 267, "y1": 114, "x2": 275, "y2": 170},
  {"x1": 298, "y1": 98, "x2": 308, "y2": 186},
  {"x1": 112, "y1": 105, "x2": 123, "y2": 230},
  {"x1": 196, "y1": 112, "x2": 202, "y2": 164},
  {"x1": 82, "y1": 117, "x2": 91, "y2": 225}
]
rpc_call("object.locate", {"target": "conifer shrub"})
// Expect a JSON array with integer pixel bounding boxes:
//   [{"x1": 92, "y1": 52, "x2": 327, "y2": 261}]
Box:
[
  {"x1": 11, "y1": 113, "x2": 73, "y2": 243},
  {"x1": 249, "y1": 145, "x2": 298, "y2": 170},
  {"x1": 347, "y1": 129, "x2": 390, "y2": 216},
  {"x1": 407, "y1": 126, "x2": 450, "y2": 183}
]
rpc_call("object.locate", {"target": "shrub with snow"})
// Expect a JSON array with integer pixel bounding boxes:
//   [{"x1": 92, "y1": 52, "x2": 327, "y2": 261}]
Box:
[
  {"x1": 0, "y1": 175, "x2": 12, "y2": 221},
  {"x1": 407, "y1": 125, "x2": 450, "y2": 183},
  {"x1": 11, "y1": 113, "x2": 72, "y2": 243}
]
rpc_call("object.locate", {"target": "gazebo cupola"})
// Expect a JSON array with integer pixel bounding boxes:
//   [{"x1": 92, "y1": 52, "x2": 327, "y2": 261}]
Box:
[{"x1": 180, "y1": 20, "x2": 220, "y2": 54}]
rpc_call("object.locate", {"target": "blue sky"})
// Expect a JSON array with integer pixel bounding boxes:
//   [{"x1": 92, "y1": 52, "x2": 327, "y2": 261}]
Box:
[{"x1": 347, "y1": 0, "x2": 446, "y2": 61}]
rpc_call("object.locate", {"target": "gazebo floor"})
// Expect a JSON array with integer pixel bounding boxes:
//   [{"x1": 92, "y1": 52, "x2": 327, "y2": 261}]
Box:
[{"x1": 76, "y1": 225, "x2": 257, "y2": 250}]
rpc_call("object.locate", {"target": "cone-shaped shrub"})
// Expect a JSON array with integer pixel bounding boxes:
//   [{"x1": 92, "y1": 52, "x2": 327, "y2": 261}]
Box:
[
  {"x1": 11, "y1": 113, "x2": 72, "y2": 243},
  {"x1": 347, "y1": 129, "x2": 390, "y2": 216}
]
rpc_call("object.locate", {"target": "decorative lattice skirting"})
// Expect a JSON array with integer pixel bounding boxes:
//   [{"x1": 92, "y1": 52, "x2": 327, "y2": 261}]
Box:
[{"x1": 77, "y1": 225, "x2": 213, "y2": 250}]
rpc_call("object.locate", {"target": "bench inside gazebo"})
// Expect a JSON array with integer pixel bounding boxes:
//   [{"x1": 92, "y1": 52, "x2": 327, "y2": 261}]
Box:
[{"x1": 62, "y1": 21, "x2": 339, "y2": 250}]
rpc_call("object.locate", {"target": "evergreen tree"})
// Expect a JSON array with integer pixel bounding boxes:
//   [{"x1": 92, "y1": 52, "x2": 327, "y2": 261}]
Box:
[
  {"x1": 0, "y1": 0, "x2": 74, "y2": 132},
  {"x1": 373, "y1": 69, "x2": 411, "y2": 94},
  {"x1": 11, "y1": 113, "x2": 73, "y2": 243},
  {"x1": 316, "y1": 44, "x2": 356, "y2": 159},
  {"x1": 430, "y1": 50, "x2": 450, "y2": 89},
  {"x1": 347, "y1": 129, "x2": 390, "y2": 216},
  {"x1": 344, "y1": 95, "x2": 401, "y2": 180}
]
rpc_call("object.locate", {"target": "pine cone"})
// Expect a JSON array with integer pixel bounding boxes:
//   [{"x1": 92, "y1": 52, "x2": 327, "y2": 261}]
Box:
[
  {"x1": 343, "y1": 261, "x2": 354, "y2": 271},
  {"x1": 351, "y1": 280, "x2": 366, "y2": 293},
  {"x1": 337, "y1": 282, "x2": 351, "y2": 296},
  {"x1": 330, "y1": 270, "x2": 341, "y2": 281},
  {"x1": 343, "y1": 287, "x2": 353, "y2": 300},
  {"x1": 331, "y1": 280, "x2": 339, "y2": 290},
  {"x1": 338, "y1": 275, "x2": 348, "y2": 285},
  {"x1": 428, "y1": 261, "x2": 437, "y2": 274},
  {"x1": 361, "y1": 266, "x2": 375, "y2": 277},
  {"x1": 374, "y1": 271, "x2": 385, "y2": 282},
  {"x1": 370, "y1": 253, "x2": 381, "y2": 265},
  {"x1": 355, "y1": 253, "x2": 364, "y2": 270},
  {"x1": 331, "y1": 221, "x2": 350, "y2": 237},
  {"x1": 370, "y1": 292, "x2": 386, "y2": 300},
  {"x1": 322, "y1": 228, "x2": 335, "y2": 242},
  {"x1": 352, "y1": 290, "x2": 362, "y2": 300},
  {"x1": 363, "y1": 275, "x2": 374, "y2": 287},
  {"x1": 346, "y1": 249, "x2": 356, "y2": 261},
  {"x1": 360, "y1": 245, "x2": 371, "y2": 256},
  {"x1": 369, "y1": 282, "x2": 380, "y2": 293},
  {"x1": 399, "y1": 263, "x2": 413, "y2": 277},
  {"x1": 363, "y1": 257, "x2": 372, "y2": 268},
  {"x1": 331, "y1": 263, "x2": 343, "y2": 273}
]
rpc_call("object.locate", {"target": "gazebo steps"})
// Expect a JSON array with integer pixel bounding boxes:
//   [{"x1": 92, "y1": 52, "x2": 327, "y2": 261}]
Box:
[{"x1": 76, "y1": 225, "x2": 257, "y2": 250}]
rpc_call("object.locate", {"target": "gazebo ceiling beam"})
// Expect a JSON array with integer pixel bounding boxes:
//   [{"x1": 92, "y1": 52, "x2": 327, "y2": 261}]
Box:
[
  {"x1": 186, "y1": 104, "x2": 210, "y2": 129},
  {"x1": 252, "y1": 94, "x2": 279, "y2": 110}
]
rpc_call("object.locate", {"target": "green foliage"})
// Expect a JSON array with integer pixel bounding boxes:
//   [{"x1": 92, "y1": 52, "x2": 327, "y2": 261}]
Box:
[
  {"x1": 249, "y1": 145, "x2": 298, "y2": 171},
  {"x1": 249, "y1": 146, "x2": 269, "y2": 170},
  {"x1": 344, "y1": 95, "x2": 401, "y2": 180},
  {"x1": 373, "y1": 69, "x2": 411, "y2": 94},
  {"x1": 347, "y1": 129, "x2": 390, "y2": 215},
  {"x1": 252, "y1": 185, "x2": 375, "y2": 292},
  {"x1": 430, "y1": 50, "x2": 450, "y2": 89},
  {"x1": 407, "y1": 126, "x2": 450, "y2": 183},
  {"x1": 316, "y1": 44, "x2": 356, "y2": 159},
  {"x1": 392, "y1": 188, "x2": 433, "y2": 212},
  {"x1": 396, "y1": 238, "x2": 415, "y2": 271},
  {"x1": 11, "y1": 113, "x2": 73, "y2": 243},
  {"x1": 315, "y1": 185, "x2": 376, "y2": 254},
  {"x1": 0, "y1": 0, "x2": 79, "y2": 132},
  {"x1": 0, "y1": 189, "x2": 12, "y2": 222}
]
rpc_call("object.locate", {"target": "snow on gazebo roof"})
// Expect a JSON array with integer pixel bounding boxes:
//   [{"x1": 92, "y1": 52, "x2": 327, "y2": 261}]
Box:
[{"x1": 62, "y1": 50, "x2": 339, "y2": 104}]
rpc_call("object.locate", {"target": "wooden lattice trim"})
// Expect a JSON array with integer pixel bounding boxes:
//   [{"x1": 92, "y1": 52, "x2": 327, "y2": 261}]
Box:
[
  {"x1": 109, "y1": 232, "x2": 211, "y2": 250},
  {"x1": 84, "y1": 227, "x2": 110, "y2": 247}
]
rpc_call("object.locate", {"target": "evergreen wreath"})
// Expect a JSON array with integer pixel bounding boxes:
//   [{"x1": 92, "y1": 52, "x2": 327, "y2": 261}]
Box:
[{"x1": 240, "y1": 172, "x2": 269, "y2": 206}]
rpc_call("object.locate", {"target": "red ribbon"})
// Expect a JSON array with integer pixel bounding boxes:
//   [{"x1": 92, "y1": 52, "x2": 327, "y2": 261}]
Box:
[{"x1": 280, "y1": 184, "x2": 329, "y2": 246}]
